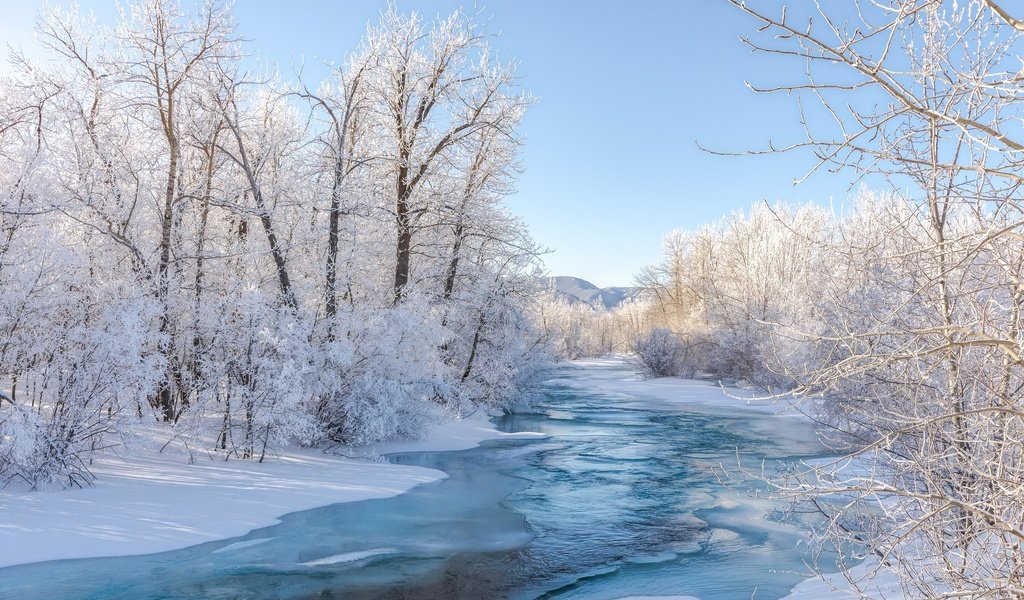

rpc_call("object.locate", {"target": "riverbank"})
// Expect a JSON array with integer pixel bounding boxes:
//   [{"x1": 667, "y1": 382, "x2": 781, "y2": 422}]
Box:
[
  {"x1": 552, "y1": 358, "x2": 805, "y2": 417},
  {"x1": 2, "y1": 358, "x2": 904, "y2": 600},
  {"x1": 0, "y1": 411, "x2": 542, "y2": 568}
]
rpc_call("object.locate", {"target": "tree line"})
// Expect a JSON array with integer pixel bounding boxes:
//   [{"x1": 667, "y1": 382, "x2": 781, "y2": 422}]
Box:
[{"x1": 0, "y1": 1, "x2": 550, "y2": 488}]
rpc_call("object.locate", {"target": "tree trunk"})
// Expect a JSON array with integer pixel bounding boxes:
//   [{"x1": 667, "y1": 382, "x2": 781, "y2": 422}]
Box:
[
  {"x1": 190, "y1": 135, "x2": 216, "y2": 388},
  {"x1": 221, "y1": 103, "x2": 298, "y2": 311},
  {"x1": 442, "y1": 222, "x2": 465, "y2": 302},
  {"x1": 255, "y1": 201, "x2": 297, "y2": 311},
  {"x1": 155, "y1": 136, "x2": 179, "y2": 422},
  {"x1": 462, "y1": 311, "x2": 486, "y2": 382},
  {"x1": 394, "y1": 166, "x2": 412, "y2": 303},
  {"x1": 324, "y1": 157, "x2": 344, "y2": 322}
]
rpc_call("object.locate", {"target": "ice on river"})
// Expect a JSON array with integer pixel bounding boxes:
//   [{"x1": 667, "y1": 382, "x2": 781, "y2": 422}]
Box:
[{"x1": 300, "y1": 548, "x2": 397, "y2": 566}]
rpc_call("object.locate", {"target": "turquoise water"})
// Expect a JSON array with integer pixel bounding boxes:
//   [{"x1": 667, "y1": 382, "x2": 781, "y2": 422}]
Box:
[{"x1": 0, "y1": 364, "x2": 831, "y2": 599}]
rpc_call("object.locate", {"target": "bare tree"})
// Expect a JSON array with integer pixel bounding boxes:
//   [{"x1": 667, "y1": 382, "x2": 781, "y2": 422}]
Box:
[
  {"x1": 213, "y1": 68, "x2": 299, "y2": 311},
  {"x1": 439, "y1": 114, "x2": 524, "y2": 304},
  {"x1": 296, "y1": 56, "x2": 371, "y2": 327},
  {"x1": 727, "y1": 1, "x2": 1024, "y2": 596}
]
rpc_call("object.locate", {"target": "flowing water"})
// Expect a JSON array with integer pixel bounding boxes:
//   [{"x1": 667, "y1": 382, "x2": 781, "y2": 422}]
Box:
[{"x1": 0, "y1": 363, "x2": 834, "y2": 599}]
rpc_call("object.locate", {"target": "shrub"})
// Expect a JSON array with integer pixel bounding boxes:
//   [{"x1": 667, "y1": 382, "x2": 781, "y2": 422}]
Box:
[{"x1": 631, "y1": 328, "x2": 687, "y2": 378}]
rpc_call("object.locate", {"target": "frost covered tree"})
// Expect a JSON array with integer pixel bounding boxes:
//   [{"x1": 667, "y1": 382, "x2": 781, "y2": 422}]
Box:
[
  {"x1": 359, "y1": 8, "x2": 529, "y2": 303},
  {"x1": 0, "y1": 2, "x2": 550, "y2": 488},
  {"x1": 295, "y1": 53, "x2": 372, "y2": 331},
  {"x1": 727, "y1": 0, "x2": 1024, "y2": 596},
  {"x1": 631, "y1": 328, "x2": 687, "y2": 378},
  {"x1": 535, "y1": 293, "x2": 655, "y2": 361},
  {"x1": 637, "y1": 204, "x2": 830, "y2": 386}
]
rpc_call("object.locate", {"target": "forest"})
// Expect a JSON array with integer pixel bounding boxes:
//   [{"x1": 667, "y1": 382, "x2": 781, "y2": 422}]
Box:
[{"x1": 0, "y1": 1, "x2": 549, "y2": 486}]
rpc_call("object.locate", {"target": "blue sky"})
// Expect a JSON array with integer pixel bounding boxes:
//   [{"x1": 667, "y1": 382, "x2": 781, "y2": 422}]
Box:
[{"x1": 2, "y1": 1, "x2": 859, "y2": 287}]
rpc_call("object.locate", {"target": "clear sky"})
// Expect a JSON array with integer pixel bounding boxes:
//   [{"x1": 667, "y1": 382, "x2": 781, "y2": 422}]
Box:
[{"x1": 1, "y1": 0, "x2": 859, "y2": 287}]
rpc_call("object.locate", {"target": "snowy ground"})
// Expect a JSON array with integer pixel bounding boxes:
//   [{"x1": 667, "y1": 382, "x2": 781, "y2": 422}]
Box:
[
  {"x1": 0, "y1": 411, "x2": 543, "y2": 568},
  {"x1": 551, "y1": 357, "x2": 806, "y2": 417},
  {"x1": 782, "y1": 560, "x2": 905, "y2": 599}
]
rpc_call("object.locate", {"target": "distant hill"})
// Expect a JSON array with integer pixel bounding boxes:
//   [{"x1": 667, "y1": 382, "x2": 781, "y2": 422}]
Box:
[{"x1": 541, "y1": 276, "x2": 643, "y2": 310}]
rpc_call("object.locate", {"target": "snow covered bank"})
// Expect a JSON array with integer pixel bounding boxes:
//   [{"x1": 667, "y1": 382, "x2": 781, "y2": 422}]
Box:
[
  {"x1": 552, "y1": 357, "x2": 803, "y2": 417},
  {"x1": 782, "y1": 560, "x2": 905, "y2": 599},
  {"x1": 0, "y1": 411, "x2": 542, "y2": 568}
]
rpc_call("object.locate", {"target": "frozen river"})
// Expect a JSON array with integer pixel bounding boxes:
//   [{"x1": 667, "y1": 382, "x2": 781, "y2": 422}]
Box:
[{"x1": 0, "y1": 362, "x2": 832, "y2": 599}]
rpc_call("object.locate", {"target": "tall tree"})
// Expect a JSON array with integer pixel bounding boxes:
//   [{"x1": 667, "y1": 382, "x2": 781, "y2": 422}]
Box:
[
  {"x1": 730, "y1": 1, "x2": 1024, "y2": 595},
  {"x1": 362, "y1": 9, "x2": 525, "y2": 303},
  {"x1": 298, "y1": 56, "x2": 371, "y2": 328}
]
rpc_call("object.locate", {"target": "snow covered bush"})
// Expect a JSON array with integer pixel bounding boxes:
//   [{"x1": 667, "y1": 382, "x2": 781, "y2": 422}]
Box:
[
  {"x1": 170, "y1": 289, "x2": 321, "y2": 462},
  {"x1": 631, "y1": 328, "x2": 688, "y2": 378},
  {"x1": 318, "y1": 302, "x2": 449, "y2": 446},
  {"x1": 447, "y1": 288, "x2": 554, "y2": 411},
  {"x1": 0, "y1": 404, "x2": 51, "y2": 488},
  {"x1": 0, "y1": 298, "x2": 158, "y2": 488}
]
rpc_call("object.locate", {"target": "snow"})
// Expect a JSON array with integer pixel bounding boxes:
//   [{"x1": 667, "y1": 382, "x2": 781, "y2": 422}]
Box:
[
  {"x1": 552, "y1": 357, "x2": 804, "y2": 417},
  {"x1": 0, "y1": 411, "x2": 542, "y2": 568},
  {"x1": 363, "y1": 410, "x2": 544, "y2": 454},
  {"x1": 782, "y1": 560, "x2": 905, "y2": 599}
]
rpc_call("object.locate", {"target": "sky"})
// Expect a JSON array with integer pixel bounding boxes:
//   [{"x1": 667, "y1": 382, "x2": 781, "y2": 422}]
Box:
[{"x1": 0, "y1": 0, "x2": 861, "y2": 287}]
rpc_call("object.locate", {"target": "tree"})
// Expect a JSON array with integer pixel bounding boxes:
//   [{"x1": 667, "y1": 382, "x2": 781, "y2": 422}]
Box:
[
  {"x1": 361, "y1": 8, "x2": 527, "y2": 303},
  {"x1": 0, "y1": 1, "x2": 549, "y2": 488},
  {"x1": 297, "y1": 55, "x2": 371, "y2": 329},
  {"x1": 631, "y1": 328, "x2": 687, "y2": 378},
  {"x1": 729, "y1": 1, "x2": 1024, "y2": 596},
  {"x1": 214, "y1": 71, "x2": 300, "y2": 312}
]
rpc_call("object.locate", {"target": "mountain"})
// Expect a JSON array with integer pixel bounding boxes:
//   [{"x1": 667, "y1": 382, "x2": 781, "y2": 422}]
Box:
[{"x1": 541, "y1": 276, "x2": 643, "y2": 310}]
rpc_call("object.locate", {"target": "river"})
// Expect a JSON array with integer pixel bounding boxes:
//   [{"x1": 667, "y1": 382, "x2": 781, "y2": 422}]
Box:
[{"x1": 0, "y1": 361, "x2": 832, "y2": 599}]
